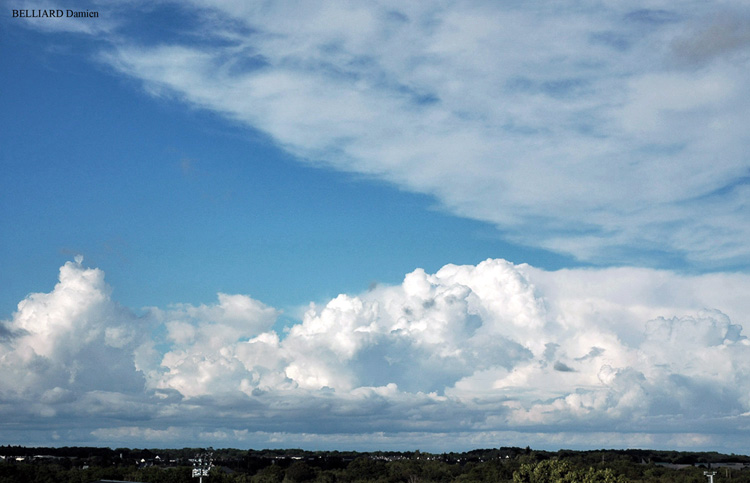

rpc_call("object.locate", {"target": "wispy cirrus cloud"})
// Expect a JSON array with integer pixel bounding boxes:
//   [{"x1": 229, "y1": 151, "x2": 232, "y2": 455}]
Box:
[
  {"x1": 1, "y1": 259, "x2": 748, "y2": 450},
  {"x1": 73, "y1": 0, "x2": 750, "y2": 268}
]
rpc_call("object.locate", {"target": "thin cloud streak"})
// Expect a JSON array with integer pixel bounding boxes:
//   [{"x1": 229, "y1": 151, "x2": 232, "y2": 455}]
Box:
[{"x1": 1, "y1": 259, "x2": 748, "y2": 450}]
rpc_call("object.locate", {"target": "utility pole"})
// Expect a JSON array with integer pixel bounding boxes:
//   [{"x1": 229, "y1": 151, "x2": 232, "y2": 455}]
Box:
[{"x1": 704, "y1": 471, "x2": 717, "y2": 483}]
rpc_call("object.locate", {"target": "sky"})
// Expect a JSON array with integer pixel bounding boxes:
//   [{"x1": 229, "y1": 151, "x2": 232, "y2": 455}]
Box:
[{"x1": 1, "y1": 0, "x2": 749, "y2": 453}]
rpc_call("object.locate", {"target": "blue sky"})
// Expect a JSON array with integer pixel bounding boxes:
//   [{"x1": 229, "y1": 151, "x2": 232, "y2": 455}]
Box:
[
  {"x1": 1, "y1": 0, "x2": 750, "y2": 452},
  {"x1": 1, "y1": 16, "x2": 574, "y2": 318}
]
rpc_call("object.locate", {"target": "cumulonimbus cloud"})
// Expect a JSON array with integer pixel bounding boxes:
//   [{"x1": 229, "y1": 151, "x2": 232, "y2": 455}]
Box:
[{"x1": 1, "y1": 258, "x2": 748, "y2": 450}]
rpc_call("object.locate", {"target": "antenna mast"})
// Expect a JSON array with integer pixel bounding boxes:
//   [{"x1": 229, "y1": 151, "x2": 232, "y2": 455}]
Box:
[{"x1": 192, "y1": 450, "x2": 213, "y2": 483}]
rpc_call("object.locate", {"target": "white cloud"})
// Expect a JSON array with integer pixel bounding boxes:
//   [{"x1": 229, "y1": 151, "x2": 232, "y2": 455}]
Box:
[
  {"x1": 0, "y1": 259, "x2": 148, "y2": 400},
  {"x1": 145, "y1": 293, "x2": 277, "y2": 398},
  {"x1": 80, "y1": 0, "x2": 750, "y2": 267},
  {"x1": 1, "y1": 259, "x2": 749, "y2": 450}
]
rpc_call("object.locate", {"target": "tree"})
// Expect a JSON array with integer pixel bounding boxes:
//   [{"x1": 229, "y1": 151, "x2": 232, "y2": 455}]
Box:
[
  {"x1": 513, "y1": 459, "x2": 626, "y2": 483},
  {"x1": 285, "y1": 462, "x2": 317, "y2": 483}
]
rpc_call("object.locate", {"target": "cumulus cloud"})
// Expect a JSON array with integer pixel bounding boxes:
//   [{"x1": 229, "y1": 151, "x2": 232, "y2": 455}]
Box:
[
  {"x1": 1, "y1": 259, "x2": 749, "y2": 450},
  {"x1": 0, "y1": 259, "x2": 148, "y2": 402},
  {"x1": 64, "y1": 0, "x2": 750, "y2": 268}
]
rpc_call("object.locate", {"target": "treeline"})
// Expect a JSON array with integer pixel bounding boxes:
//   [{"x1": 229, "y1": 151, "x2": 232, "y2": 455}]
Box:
[{"x1": 1, "y1": 446, "x2": 750, "y2": 483}]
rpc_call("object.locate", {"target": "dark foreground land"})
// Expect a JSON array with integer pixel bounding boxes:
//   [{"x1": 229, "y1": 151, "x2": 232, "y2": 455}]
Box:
[{"x1": 2, "y1": 446, "x2": 750, "y2": 483}]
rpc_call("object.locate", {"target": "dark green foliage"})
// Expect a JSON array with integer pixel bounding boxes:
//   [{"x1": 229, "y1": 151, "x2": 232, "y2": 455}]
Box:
[
  {"x1": 254, "y1": 463, "x2": 285, "y2": 483},
  {"x1": 512, "y1": 459, "x2": 627, "y2": 483},
  {"x1": 285, "y1": 461, "x2": 317, "y2": 483},
  {"x1": 342, "y1": 457, "x2": 388, "y2": 483}
]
